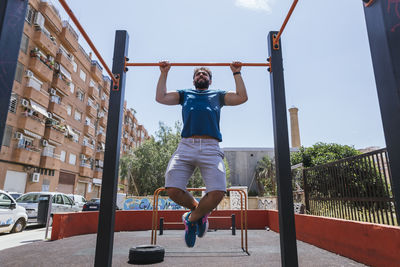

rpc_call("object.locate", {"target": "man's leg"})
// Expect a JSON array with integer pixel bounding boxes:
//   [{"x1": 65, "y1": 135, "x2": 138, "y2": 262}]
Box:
[
  {"x1": 189, "y1": 190, "x2": 225, "y2": 221},
  {"x1": 166, "y1": 187, "x2": 198, "y2": 210}
]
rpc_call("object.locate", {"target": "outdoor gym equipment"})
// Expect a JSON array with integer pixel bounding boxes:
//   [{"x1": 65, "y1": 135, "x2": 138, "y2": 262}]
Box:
[
  {"x1": 150, "y1": 187, "x2": 249, "y2": 255},
  {"x1": 1, "y1": 0, "x2": 400, "y2": 267}
]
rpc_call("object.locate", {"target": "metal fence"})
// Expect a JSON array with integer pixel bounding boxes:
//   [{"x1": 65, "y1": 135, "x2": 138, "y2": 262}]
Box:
[{"x1": 303, "y1": 148, "x2": 398, "y2": 226}]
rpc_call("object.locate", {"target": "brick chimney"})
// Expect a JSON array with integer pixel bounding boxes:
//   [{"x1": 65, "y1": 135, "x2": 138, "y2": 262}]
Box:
[{"x1": 289, "y1": 106, "x2": 301, "y2": 148}]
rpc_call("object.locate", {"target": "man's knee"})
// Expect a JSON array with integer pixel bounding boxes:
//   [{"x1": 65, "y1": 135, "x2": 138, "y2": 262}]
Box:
[
  {"x1": 207, "y1": 190, "x2": 225, "y2": 202},
  {"x1": 166, "y1": 187, "x2": 184, "y2": 199}
]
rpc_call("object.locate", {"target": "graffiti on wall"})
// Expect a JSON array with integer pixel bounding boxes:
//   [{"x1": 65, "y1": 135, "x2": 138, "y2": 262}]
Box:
[{"x1": 123, "y1": 197, "x2": 201, "y2": 210}]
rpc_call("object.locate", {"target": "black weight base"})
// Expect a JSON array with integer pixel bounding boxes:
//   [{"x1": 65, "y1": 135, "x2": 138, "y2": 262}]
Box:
[{"x1": 128, "y1": 245, "x2": 165, "y2": 264}]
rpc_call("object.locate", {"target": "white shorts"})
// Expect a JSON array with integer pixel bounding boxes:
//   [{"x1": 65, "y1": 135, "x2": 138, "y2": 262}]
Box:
[{"x1": 165, "y1": 138, "x2": 226, "y2": 193}]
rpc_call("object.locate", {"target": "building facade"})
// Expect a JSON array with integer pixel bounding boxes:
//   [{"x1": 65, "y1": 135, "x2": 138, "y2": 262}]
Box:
[{"x1": 0, "y1": 0, "x2": 149, "y2": 199}]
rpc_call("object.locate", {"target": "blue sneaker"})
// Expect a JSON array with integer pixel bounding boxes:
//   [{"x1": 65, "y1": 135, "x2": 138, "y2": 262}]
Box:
[
  {"x1": 197, "y1": 213, "x2": 210, "y2": 238},
  {"x1": 182, "y1": 212, "x2": 197, "y2": 247}
]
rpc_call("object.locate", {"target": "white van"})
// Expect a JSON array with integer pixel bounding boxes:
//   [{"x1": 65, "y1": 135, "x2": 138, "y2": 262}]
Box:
[{"x1": 0, "y1": 190, "x2": 28, "y2": 233}]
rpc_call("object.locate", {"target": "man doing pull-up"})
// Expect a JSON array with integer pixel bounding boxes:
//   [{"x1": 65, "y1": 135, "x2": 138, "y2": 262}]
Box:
[{"x1": 155, "y1": 61, "x2": 248, "y2": 247}]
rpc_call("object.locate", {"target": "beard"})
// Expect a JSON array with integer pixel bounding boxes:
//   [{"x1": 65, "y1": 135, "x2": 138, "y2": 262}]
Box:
[{"x1": 194, "y1": 79, "x2": 210, "y2": 89}]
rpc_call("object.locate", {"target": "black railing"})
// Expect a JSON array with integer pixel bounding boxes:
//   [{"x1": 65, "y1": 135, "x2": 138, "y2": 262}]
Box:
[{"x1": 303, "y1": 148, "x2": 398, "y2": 226}]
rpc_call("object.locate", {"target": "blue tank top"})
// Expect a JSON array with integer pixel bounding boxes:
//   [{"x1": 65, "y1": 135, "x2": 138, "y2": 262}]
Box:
[{"x1": 178, "y1": 89, "x2": 227, "y2": 142}]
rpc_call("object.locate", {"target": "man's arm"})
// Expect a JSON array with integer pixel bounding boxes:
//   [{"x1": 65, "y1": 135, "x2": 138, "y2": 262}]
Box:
[
  {"x1": 155, "y1": 61, "x2": 180, "y2": 105},
  {"x1": 224, "y1": 61, "x2": 248, "y2": 106}
]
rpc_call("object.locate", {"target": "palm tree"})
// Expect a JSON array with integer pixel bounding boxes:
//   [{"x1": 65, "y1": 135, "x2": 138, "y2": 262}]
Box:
[{"x1": 255, "y1": 156, "x2": 276, "y2": 196}]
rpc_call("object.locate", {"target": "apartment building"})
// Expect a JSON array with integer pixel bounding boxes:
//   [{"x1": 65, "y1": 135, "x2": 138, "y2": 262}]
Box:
[
  {"x1": 0, "y1": 0, "x2": 149, "y2": 199},
  {"x1": 118, "y1": 103, "x2": 150, "y2": 192}
]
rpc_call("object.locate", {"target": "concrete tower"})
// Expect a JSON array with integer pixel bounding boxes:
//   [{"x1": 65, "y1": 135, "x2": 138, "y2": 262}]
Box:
[{"x1": 289, "y1": 106, "x2": 301, "y2": 148}]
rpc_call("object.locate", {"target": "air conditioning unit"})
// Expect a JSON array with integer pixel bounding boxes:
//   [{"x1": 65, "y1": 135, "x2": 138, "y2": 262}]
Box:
[
  {"x1": 80, "y1": 154, "x2": 87, "y2": 160},
  {"x1": 21, "y1": 99, "x2": 29, "y2": 107},
  {"x1": 41, "y1": 139, "x2": 48, "y2": 147},
  {"x1": 14, "y1": 132, "x2": 23, "y2": 139},
  {"x1": 25, "y1": 70, "x2": 34, "y2": 78},
  {"x1": 31, "y1": 172, "x2": 40, "y2": 183},
  {"x1": 49, "y1": 88, "x2": 57, "y2": 95},
  {"x1": 34, "y1": 12, "x2": 45, "y2": 29}
]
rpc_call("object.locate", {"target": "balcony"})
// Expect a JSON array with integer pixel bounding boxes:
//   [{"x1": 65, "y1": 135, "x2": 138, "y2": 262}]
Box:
[
  {"x1": 44, "y1": 126, "x2": 65, "y2": 144},
  {"x1": 103, "y1": 76, "x2": 111, "y2": 94},
  {"x1": 25, "y1": 87, "x2": 49, "y2": 108},
  {"x1": 93, "y1": 169, "x2": 103, "y2": 179},
  {"x1": 17, "y1": 116, "x2": 45, "y2": 136},
  {"x1": 56, "y1": 52, "x2": 73, "y2": 73},
  {"x1": 88, "y1": 86, "x2": 99, "y2": 99},
  {"x1": 79, "y1": 164, "x2": 92, "y2": 178},
  {"x1": 86, "y1": 105, "x2": 97, "y2": 118},
  {"x1": 91, "y1": 61, "x2": 103, "y2": 82},
  {"x1": 99, "y1": 116, "x2": 107, "y2": 127},
  {"x1": 97, "y1": 133, "x2": 106, "y2": 143},
  {"x1": 12, "y1": 147, "x2": 41, "y2": 166},
  {"x1": 40, "y1": 155, "x2": 60, "y2": 170},
  {"x1": 83, "y1": 124, "x2": 95, "y2": 137},
  {"x1": 60, "y1": 23, "x2": 78, "y2": 52},
  {"x1": 95, "y1": 151, "x2": 104, "y2": 161},
  {"x1": 39, "y1": 2, "x2": 62, "y2": 33},
  {"x1": 29, "y1": 57, "x2": 54, "y2": 83},
  {"x1": 33, "y1": 30, "x2": 58, "y2": 57},
  {"x1": 101, "y1": 99, "x2": 108, "y2": 110},
  {"x1": 82, "y1": 145, "x2": 94, "y2": 156},
  {"x1": 52, "y1": 76, "x2": 70, "y2": 96},
  {"x1": 48, "y1": 102, "x2": 67, "y2": 119}
]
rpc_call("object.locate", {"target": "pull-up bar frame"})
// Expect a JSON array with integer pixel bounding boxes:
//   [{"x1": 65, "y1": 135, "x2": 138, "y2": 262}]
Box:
[{"x1": 125, "y1": 62, "x2": 270, "y2": 67}]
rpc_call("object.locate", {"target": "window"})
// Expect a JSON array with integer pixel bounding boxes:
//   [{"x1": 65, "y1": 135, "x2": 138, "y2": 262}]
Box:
[
  {"x1": 76, "y1": 90, "x2": 84, "y2": 102},
  {"x1": 59, "y1": 64, "x2": 72, "y2": 81},
  {"x1": 63, "y1": 195, "x2": 73, "y2": 205},
  {"x1": 79, "y1": 69, "x2": 86, "y2": 81},
  {"x1": 66, "y1": 105, "x2": 72, "y2": 116},
  {"x1": 72, "y1": 60, "x2": 77, "y2": 72},
  {"x1": 27, "y1": 76, "x2": 43, "y2": 91},
  {"x1": 8, "y1": 93, "x2": 18, "y2": 113},
  {"x1": 0, "y1": 193, "x2": 12, "y2": 209},
  {"x1": 85, "y1": 117, "x2": 91, "y2": 126},
  {"x1": 68, "y1": 153, "x2": 76, "y2": 165},
  {"x1": 20, "y1": 33, "x2": 29, "y2": 54},
  {"x1": 74, "y1": 110, "x2": 82, "y2": 121},
  {"x1": 14, "y1": 62, "x2": 24, "y2": 83},
  {"x1": 70, "y1": 83, "x2": 75, "y2": 94},
  {"x1": 1, "y1": 125, "x2": 12, "y2": 147},
  {"x1": 25, "y1": 5, "x2": 35, "y2": 24},
  {"x1": 60, "y1": 150, "x2": 66, "y2": 162},
  {"x1": 42, "y1": 145, "x2": 55, "y2": 157}
]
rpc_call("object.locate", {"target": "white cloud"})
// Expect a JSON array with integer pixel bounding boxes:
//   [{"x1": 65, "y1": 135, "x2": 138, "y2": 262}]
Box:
[{"x1": 235, "y1": 0, "x2": 275, "y2": 12}]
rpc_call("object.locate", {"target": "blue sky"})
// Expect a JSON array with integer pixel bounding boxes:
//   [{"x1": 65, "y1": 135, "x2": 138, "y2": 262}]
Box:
[{"x1": 50, "y1": 0, "x2": 385, "y2": 149}]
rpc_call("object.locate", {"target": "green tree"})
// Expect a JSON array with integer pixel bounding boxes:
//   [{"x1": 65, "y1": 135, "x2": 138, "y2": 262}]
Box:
[
  {"x1": 119, "y1": 121, "x2": 230, "y2": 196},
  {"x1": 255, "y1": 155, "x2": 275, "y2": 196}
]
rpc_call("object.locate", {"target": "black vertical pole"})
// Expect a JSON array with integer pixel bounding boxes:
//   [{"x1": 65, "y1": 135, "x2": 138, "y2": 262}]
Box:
[
  {"x1": 268, "y1": 31, "x2": 298, "y2": 266},
  {"x1": 0, "y1": 0, "x2": 28, "y2": 146},
  {"x1": 363, "y1": 0, "x2": 400, "y2": 224},
  {"x1": 94, "y1": 30, "x2": 129, "y2": 267}
]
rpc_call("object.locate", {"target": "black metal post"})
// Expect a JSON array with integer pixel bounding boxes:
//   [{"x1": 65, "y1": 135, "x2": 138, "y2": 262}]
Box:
[
  {"x1": 363, "y1": 0, "x2": 400, "y2": 224},
  {"x1": 0, "y1": 0, "x2": 28, "y2": 146},
  {"x1": 159, "y1": 217, "x2": 164, "y2": 235},
  {"x1": 94, "y1": 30, "x2": 129, "y2": 267},
  {"x1": 268, "y1": 31, "x2": 298, "y2": 266},
  {"x1": 231, "y1": 214, "x2": 236, "y2": 235}
]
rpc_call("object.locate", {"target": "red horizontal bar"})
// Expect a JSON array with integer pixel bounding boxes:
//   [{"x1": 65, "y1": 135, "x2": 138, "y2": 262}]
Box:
[{"x1": 125, "y1": 62, "x2": 270, "y2": 67}]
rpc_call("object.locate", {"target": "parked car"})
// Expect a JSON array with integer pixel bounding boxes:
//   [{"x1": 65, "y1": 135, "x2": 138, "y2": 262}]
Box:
[
  {"x1": 6, "y1": 192, "x2": 23, "y2": 200},
  {"x1": 82, "y1": 198, "x2": 100, "y2": 211},
  {"x1": 0, "y1": 190, "x2": 28, "y2": 233},
  {"x1": 16, "y1": 192, "x2": 80, "y2": 224},
  {"x1": 67, "y1": 194, "x2": 87, "y2": 210}
]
